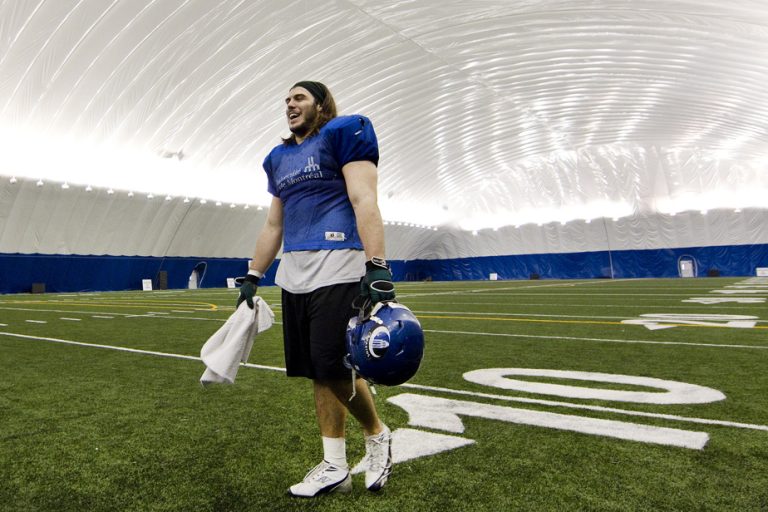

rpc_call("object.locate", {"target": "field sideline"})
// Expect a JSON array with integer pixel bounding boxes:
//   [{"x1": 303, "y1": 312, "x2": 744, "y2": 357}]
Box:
[{"x1": 1, "y1": 277, "x2": 767, "y2": 511}]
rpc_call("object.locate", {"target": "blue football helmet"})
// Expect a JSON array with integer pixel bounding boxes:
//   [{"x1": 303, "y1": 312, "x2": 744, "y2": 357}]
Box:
[{"x1": 344, "y1": 302, "x2": 425, "y2": 386}]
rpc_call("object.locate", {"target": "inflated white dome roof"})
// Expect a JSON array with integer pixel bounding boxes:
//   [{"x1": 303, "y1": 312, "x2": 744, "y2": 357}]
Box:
[{"x1": 2, "y1": 0, "x2": 767, "y2": 230}]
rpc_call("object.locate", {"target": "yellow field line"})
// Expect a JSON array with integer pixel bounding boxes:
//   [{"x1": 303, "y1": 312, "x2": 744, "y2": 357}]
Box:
[
  {"x1": 0, "y1": 301, "x2": 218, "y2": 311},
  {"x1": 1, "y1": 303, "x2": 763, "y2": 329},
  {"x1": 417, "y1": 314, "x2": 768, "y2": 329}
]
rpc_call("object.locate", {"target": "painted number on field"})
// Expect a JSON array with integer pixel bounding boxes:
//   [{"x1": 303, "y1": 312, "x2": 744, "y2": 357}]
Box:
[
  {"x1": 462, "y1": 368, "x2": 725, "y2": 404},
  {"x1": 385, "y1": 368, "x2": 724, "y2": 466},
  {"x1": 712, "y1": 289, "x2": 768, "y2": 294},
  {"x1": 684, "y1": 297, "x2": 765, "y2": 304},
  {"x1": 622, "y1": 313, "x2": 758, "y2": 330},
  {"x1": 388, "y1": 393, "x2": 708, "y2": 450}
]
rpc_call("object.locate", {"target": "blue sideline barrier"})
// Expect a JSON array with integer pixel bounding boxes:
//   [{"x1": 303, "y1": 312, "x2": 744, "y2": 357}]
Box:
[
  {"x1": 398, "y1": 244, "x2": 768, "y2": 281},
  {"x1": 1, "y1": 243, "x2": 766, "y2": 293},
  {"x1": 0, "y1": 254, "x2": 276, "y2": 294}
]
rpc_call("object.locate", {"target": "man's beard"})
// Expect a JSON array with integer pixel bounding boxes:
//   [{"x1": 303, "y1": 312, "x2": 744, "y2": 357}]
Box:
[
  {"x1": 289, "y1": 123, "x2": 309, "y2": 137},
  {"x1": 290, "y1": 108, "x2": 317, "y2": 137}
]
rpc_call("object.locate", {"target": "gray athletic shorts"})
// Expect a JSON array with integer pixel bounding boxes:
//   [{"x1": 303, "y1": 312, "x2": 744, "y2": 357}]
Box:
[{"x1": 281, "y1": 281, "x2": 359, "y2": 380}]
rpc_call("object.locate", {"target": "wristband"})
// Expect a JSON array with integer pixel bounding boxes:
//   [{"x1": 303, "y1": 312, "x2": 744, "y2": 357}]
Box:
[
  {"x1": 366, "y1": 257, "x2": 388, "y2": 270},
  {"x1": 247, "y1": 268, "x2": 264, "y2": 278}
]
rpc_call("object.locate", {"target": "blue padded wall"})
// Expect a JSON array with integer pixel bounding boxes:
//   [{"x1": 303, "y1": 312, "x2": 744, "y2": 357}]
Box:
[
  {"x1": 397, "y1": 251, "x2": 611, "y2": 281},
  {"x1": 1, "y1": 243, "x2": 766, "y2": 293},
  {"x1": 0, "y1": 254, "x2": 276, "y2": 294},
  {"x1": 397, "y1": 244, "x2": 768, "y2": 281}
]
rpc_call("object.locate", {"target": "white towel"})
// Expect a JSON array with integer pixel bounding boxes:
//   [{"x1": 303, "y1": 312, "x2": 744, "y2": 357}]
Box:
[{"x1": 200, "y1": 297, "x2": 274, "y2": 385}]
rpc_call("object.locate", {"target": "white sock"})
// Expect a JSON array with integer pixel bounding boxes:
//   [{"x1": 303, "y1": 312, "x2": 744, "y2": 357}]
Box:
[{"x1": 322, "y1": 436, "x2": 348, "y2": 469}]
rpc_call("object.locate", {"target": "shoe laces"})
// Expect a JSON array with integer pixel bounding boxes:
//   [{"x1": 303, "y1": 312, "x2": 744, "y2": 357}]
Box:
[
  {"x1": 365, "y1": 431, "x2": 390, "y2": 471},
  {"x1": 305, "y1": 461, "x2": 342, "y2": 484}
]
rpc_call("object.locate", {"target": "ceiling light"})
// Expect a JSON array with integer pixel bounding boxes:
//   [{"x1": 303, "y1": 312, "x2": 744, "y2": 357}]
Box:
[
  {"x1": 9, "y1": 176, "x2": 17, "y2": 184},
  {"x1": 61, "y1": 182, "x2": 70, "y2": 189}
]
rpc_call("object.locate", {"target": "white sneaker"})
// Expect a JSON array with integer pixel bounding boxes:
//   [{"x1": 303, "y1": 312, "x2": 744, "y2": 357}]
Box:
[
  {"x1": 364, "y1": 424, "x2": 393, "y2": 491},
  {"x1": 288, "y1": 460, "x2": 352, "y2": 498}
]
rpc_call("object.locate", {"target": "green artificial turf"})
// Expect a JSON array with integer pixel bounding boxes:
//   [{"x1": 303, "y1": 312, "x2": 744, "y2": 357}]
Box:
[{"x1": 1, "y1": 278, "x2": 767, "y2": 511}]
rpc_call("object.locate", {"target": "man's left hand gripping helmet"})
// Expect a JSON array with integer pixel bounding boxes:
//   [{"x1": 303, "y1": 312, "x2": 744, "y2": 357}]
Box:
[{"x1": 344, "y1": 302, "x2": 424, "y2": 386}]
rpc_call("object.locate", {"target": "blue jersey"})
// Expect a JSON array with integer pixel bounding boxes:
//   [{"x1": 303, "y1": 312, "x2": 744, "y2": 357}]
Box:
[{"x1": 263, "y1": 115, "x2": 379, "y2": 252}]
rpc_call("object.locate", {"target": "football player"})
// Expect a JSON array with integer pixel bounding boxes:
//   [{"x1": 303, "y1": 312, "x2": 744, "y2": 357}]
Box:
[{"x1": 238, "y1": 81, "x2": 395, "y2": 497}]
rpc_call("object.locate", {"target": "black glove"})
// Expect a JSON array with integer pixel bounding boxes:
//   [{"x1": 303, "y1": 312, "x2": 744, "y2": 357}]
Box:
[
  {"x1": 360, "y1": 257, "x2": 395, "y2": 307},
  {"x1": 235, "y1": 274, "x2": 260, "y2": 309}
]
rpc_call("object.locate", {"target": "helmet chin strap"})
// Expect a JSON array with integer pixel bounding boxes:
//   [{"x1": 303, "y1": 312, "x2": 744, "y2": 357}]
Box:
[
  {"x1": 351, "y1": 295, "x2": 372, "y2": 321},
  {"x1": 348, "y1": 369, "x2": 377, "y2": 402},
  {"x1": 346, "y1": 300, "x2": 400, "y2": 400},
  {"x1": 349, "y1": 368, "x2": 357, "y2": 402},
  {"x1": 352, "y1": 295, "x2": 397, "y2": 322}
]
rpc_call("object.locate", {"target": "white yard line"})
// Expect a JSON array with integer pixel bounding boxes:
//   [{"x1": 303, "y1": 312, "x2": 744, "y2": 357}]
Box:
[
  {"x1": 1, "y1": 305, "x2": 763, "y2": 348},
  {"x1": 424, "y1": 328, "x2": 768, "y2": 350},
  {"x1": 414, "y1": 310, "x2": 768, "y2": 323},
  {"x1": 398, "y1": 280, "x2": 638, "y2": 298},
  {"x1": 0, "y1": 331, "x2": 285, "y2": 373},
  {"x1": 416, "y1": 310, "x2": 662, "y2": 321},
  {"x1": 0, "y1": 307, "x2": 223, "y2": 321},
  {"x1": 1, "y1": 330, "x2": 766, "y2": 433},
  {"x1": 124, "y1": 314, "x2": 223, "y2": 322},
  {"x1": 403, "y1": 301, "x2": 762, "y2": 310},
  {"x1": 25, "y1": 320, "x2": 47, "y2": 324},
  {"x1": 405, "y1": 292, "x2": 765, "y2": 297},
  {"x1": 401, "y1": 383, "x2": 768, "y2": 433}
]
